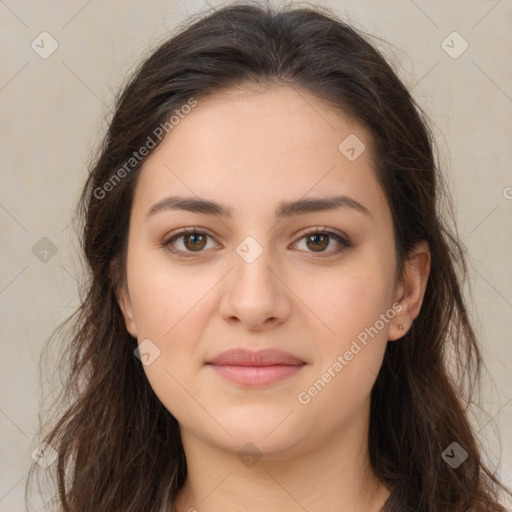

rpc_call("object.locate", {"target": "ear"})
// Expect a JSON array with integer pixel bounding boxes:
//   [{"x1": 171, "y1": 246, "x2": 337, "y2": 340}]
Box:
[
  {"x1": 388, "y1": 240, "x2": 431, "y2": 341},
  {"x1": 110, "y1": 260, "x2": 137, "y2": 338},
  {"x1": 116, "y1": 282, "x2": 137, "y2": 338}
]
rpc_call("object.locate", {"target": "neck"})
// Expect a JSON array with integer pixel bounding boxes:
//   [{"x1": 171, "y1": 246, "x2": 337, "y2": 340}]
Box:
[{"x1": 172, "y1": 401, "x2": 391, "y2": 512}]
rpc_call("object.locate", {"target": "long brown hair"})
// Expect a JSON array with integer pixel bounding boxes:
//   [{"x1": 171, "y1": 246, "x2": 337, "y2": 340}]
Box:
[{"x1": 26, "y1": 2, "x2": 511, "y2": 511}]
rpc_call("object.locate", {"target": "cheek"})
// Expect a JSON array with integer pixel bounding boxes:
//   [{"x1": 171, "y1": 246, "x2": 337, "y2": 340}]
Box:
[
  {"x1": 310, "y1": 251, "x2": 395, "y2": 342},
  {"x1": 296, "y1": 279, "x2": 391, "y2": 426},
  {"x1": 126, "y1": 242, "x2": 212, "y2": 339},
  {"x1": 125, "y1": 245, "x2": 223, "y2": 391},
  {"x1": 126, "y1": 255, "x2": 215, "y2": 419},
  {"x1": 302, "y1": 249, "x2": 395, "y2": 397}
]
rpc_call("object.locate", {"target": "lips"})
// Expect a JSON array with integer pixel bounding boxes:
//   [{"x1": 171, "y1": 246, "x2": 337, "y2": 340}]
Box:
[
  {"x1": 206, "y1": 348, "x2": 305, "y2": 367},
  {"x1": 206, "y1": 348, "x2": 307, "y2": 386}
]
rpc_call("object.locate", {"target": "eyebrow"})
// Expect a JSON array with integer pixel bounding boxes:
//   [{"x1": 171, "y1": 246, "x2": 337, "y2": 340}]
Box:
[{"x1": 145, "y1": 194, "x2": 371, "y2": 220}]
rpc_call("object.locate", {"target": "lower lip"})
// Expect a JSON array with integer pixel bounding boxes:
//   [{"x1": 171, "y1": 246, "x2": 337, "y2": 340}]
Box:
[{"x1": 207, "y1": 364, "x2": 305, "y2": 386}]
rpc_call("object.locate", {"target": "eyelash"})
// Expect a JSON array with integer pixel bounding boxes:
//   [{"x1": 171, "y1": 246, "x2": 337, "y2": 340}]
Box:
[{"x1": 161, "y1": 226, "x2": 353, "y2": 259}]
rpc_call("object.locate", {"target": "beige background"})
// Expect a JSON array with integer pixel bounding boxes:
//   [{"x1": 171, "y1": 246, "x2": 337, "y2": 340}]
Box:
[{"x1": 1, "y1": 0, "x2": 511, "y2": 510}]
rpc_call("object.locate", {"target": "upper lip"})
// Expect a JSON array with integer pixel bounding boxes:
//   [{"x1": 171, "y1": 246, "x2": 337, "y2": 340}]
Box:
[{"x1": 206, "y1": 348, "x2": 306, "y2": 366}]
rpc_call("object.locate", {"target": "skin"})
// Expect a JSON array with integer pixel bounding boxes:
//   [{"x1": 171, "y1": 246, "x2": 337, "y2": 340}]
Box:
[{"x1": 117, "y1": 84, "x2": 431, "y2": 512}]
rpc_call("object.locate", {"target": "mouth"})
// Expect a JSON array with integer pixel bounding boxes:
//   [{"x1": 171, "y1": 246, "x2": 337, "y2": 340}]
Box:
[
  {"x1": 206, "y1": 363, "x2": 306, "y2": 387},
  {"x1": 205, "y1": 348, "x2": 307, "y2": 387}
]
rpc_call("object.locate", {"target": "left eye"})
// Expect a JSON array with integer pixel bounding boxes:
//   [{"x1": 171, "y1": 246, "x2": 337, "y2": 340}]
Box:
[
  {"x1": 293, "y1": 229, "x2": 351, "y2": 255},
  {"x1": 162, "y1": 227, "x2": 351, "y2": 257}
]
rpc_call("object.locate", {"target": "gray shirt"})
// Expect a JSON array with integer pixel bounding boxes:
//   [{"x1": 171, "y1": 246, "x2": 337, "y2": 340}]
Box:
[{"x1": 168, "y1": 487, "x2": 403, "y2": 512}]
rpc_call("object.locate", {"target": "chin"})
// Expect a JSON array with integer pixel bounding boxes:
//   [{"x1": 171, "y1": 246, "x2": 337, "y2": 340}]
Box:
[{"x1": 210, "y1": 413, "x2": 305, "y2": 454}]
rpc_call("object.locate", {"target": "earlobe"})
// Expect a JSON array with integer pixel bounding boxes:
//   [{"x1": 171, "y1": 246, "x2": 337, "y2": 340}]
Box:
[{"x1": 389, "y1": 241, "x2": 431, "y2": 341}]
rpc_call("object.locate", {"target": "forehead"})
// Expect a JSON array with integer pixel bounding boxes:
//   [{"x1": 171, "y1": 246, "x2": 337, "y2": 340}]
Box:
[{"x1": 131, "y1": 85, "x2": 389, "y2": 223}]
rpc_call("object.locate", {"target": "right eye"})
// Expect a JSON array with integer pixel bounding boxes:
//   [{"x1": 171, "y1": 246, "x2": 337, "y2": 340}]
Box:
[{"x1": 162, "y1": 228, "x2": 219, "y2": 257}]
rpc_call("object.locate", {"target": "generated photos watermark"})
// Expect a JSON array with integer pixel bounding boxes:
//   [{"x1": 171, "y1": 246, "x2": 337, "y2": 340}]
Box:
[
  {"x1": 93, "y1": 97, "x2": 198, "y2": 200},
  {"x1": 297, "y1": 302, "x2": 403, "y2": 405}
]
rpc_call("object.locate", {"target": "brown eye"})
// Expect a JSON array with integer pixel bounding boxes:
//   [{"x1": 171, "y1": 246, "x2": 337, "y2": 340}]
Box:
[
  {"x1": 182, "y1": 232, "x2": 207, "y2": 251},
  {"x1": 293, "y1": 228, "x2": 352, "y2": 257},
  {"x1": 163, "y1": 228, "x2": 217, "y2": 257},
  {"x1": 162, "y1": 227, "x2": 352, "y2": 259},
  {"x1": 305, "y1": 233, "x2": 329, "y2": 252}
]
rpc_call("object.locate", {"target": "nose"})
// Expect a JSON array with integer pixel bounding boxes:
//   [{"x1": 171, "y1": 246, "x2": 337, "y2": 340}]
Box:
[{"x1": 218, "y1": 244, "x2": 292, "y2": 332}]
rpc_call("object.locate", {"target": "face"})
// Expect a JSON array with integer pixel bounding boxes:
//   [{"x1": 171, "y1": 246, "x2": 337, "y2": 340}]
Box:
[{"x1": 117, "y1": 85, "x2": 412, "y2": 459}]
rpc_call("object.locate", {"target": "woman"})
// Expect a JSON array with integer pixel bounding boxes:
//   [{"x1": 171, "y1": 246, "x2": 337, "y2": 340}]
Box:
[{"x1": 26, "y1": 2, "x2": 511, "y2": 511}]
